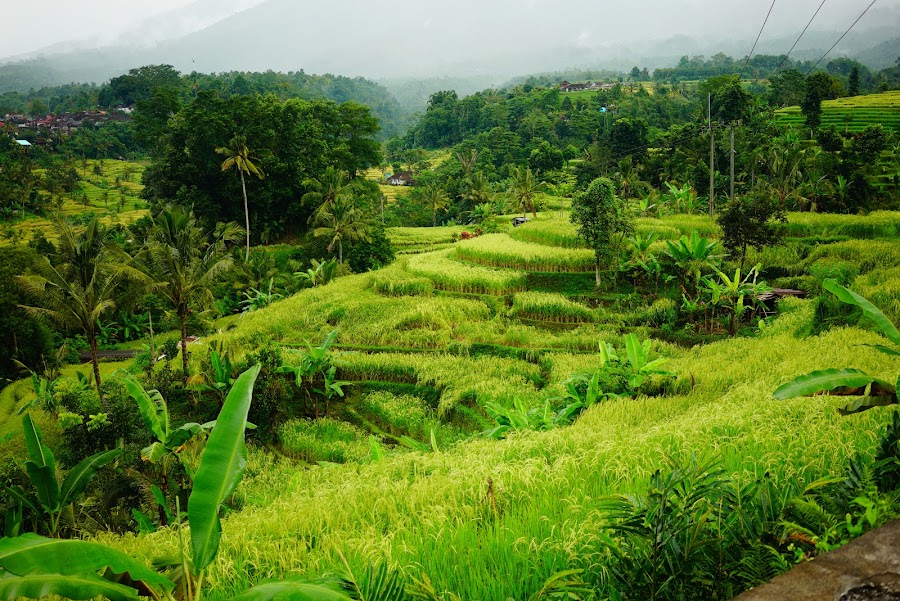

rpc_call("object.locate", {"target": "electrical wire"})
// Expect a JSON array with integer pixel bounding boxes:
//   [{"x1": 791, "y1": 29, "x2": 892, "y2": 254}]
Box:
[
  {"x1": 803, "y1": 0, "x2": 878, "y2": 75},
  {"x1": 739, "y1": 0, "x2": 778, "y2": 80},
  {"x1": 774, "y1": 0, "x2": 827, "y2": 72}
]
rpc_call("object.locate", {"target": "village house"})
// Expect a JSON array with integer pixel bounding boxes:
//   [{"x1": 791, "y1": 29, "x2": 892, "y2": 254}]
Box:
[
  {"x1": 386, "y1": 171, "x2": 415, "y2": 186},
  {"x1": 559, "y1": 81, "x2": 617, "y2": 93}
]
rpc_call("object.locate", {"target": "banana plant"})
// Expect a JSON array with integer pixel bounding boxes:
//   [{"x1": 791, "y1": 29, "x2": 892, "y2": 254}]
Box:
[
  {"x1": 295, "y1": 258, "x2": 338, "y2": 288},
  {"x1": 188, "y1": 349, "x2": 235, "y2": 406},
  {"x1": 3, "y1": 414, "x2": 121, "y2": 537},
  {"x1": 664, "y1": 230, "x2": 720, "y2": 291},
  {"x1": 277, "y1": 330, "x2": 339, "y2": 418},
  {"x1": 312, "y1": 365, "x2": 351, "y2": 418},
  {"x1": 116, "y1": 370, "x2": 216, "y2": 470},
  {"x1": 774, "y1": 280, "x2": 898, "y2": 414},
  {"x1": 623, "y1": 333, "x2": 671, "y2": 391},
  {"x1": 16, "y1": 370, "x2": 58, "y2": 415},
  {"x1": 704, "y1": 265, "x2": 770, "y2": 336},
  {"x1": 0, "y1": 364, "x2": 355, "y2": 601}
]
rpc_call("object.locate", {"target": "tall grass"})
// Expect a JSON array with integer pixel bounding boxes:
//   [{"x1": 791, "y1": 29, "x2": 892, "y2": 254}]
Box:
[
  {"x1": 407, "y1": 250, "x2": 527, "y2": 295},
  {"x1": 454, "y1": 234, "x2": 595, "y2": 272},
  {"x1": 783, "y1": 211, "x2": 900, "y2": 239},
  {"x1": 278, "y1": 418, "x2": 369, "y2": 463},
  {"x1": 510, "y1": 292, "x2": 597, "y2": 323},
  {"x1": 331, "y1": 351, "x2": 545, "y2": 414},
  {"x1": 97, "y1": 326, "x2": 895, "y2": 601}
]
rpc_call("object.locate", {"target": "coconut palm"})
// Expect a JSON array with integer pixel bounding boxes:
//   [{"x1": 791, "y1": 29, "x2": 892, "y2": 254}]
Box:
[
  {"x1": 508, "y1": 166, "x2": 548, "y2": 218},
  {"x1": 422, "y1": 182, "x2": 451, "y2": 227},
  {"x1": 18, "y1": 216, "x2": 145, "y2": 394},
  {"x1": 313, "y1": 196, "x2": 372, "y2": 264},
  {"x1": 143, "y1": 207, "x2": 243, "y2": 383},
  {"x1": 216, "y1": 135, "x2": 265, "y2": 261},
  {"x1": 301, "y1": 166, "x2": 353, "y2": 225}
]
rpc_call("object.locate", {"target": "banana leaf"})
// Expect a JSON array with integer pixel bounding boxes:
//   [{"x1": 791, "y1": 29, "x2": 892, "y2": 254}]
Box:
[
  {"x1": 0, "y1": 571, "x2": 139, "y2": 601},
  {"x1": 228, "y1": 577, "x2": 353, "y2": 601},
  {"x1": 0, "y1": 534, "x2": 172, "y2": 591},
  {"x1": 773, "y1": 368, "x2": 894, "y2": 400},
  {"x1": 188, "y1": 363, "x2": 261, "y2": 573},
  {"x1": 21, "y1": 415, "x2": 53, "y2": 469},
  {"x1": 116, "y1": 371, "x2": 168, "y2": 442},
  {"x1": 59, "y1": 448, "x2": 121, "y2": 506},
  {"x1": 824, "y1": 279, "x2": 900, "y2": 346}
]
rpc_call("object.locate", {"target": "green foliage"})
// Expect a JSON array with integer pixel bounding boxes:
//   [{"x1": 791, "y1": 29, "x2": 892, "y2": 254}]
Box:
[
  {"x1": 570, "y1": 177, "x2": 634, "y2": 286},
  {"x1": 278, "y1": 418, "x2": 369, "y2": 464},
  {"x1": 774, "y1": 280, "x2": 899, "y2": 413},
  {"x1": 717, "y1": 192, "x2": 786, "y2": 268},
  {"x1": 664, "y1": 230, "x2": 720, "y2": 290},
  {"x1": 189, "y1": 363, "x2": 261, "y2": 572},
  {"x1": 5, "y1": 414, "x2": 120, "y2": 536}
]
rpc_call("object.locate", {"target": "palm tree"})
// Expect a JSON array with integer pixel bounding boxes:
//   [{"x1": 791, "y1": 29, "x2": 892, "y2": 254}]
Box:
[
  {"x1": 508, "y1": 166, "x2": 547, "y2": 218},
  {"x1": 456, "y1": 149, "x2": 478, "y2": 178},
  {"x1": 301, "y1": 166, "x2": 353, "y2": 225},
  {"x1": 18, "y1": 217, "x2": 144, "y2": 394},
  {"x1": 142, "y1": 207, "x2": 243, "y2": 383},
  {"x1": 464, "y1": 172, "x2": 493, "y2": 208},
  {"x1": 216, "y1": 135, "x2": 265, "y2": 261},
  {"x1": 313, "y1": 196, "x2": 372, "y2": 264},
  {"x1": 422, "y1": 182, "x2": 451, "y2": 227}
]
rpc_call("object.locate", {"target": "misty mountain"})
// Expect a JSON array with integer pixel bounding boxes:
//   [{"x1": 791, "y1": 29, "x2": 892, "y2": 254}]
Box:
[{"x1": 1, "y1": 0, "x2": 899, "y2": 102}]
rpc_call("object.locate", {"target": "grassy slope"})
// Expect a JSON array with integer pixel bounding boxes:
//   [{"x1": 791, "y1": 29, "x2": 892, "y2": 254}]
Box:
[
  {"x1": 2, "y1": 159, "x2": 149, "y2": 245},
  {"x1": 776, "y1": 90, "x2": 900, "y2": 133},
  {"x1": 4, "y1": 208, "x2": 899, "y2": 598}
]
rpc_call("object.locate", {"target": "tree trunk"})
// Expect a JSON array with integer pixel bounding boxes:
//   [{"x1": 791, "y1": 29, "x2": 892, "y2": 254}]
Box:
[
  {"x1": 88, "y1": 332, "x2": 103, "y2": 397},
  {"x1": 595, "y1": 257, "x2": 601, "y2": 288},
  {"x1": 338, "y1": 239, "x2": 343, "y2": 264},
  {"x1": 432, "y1": 207, "x2": 437, "y2": 227},
  {"x1": 241, "y1": 170, "x2": 250, "y2": 262},
  {"x1": 180, "y1": 309, "x2": 189, "y2": 385}
]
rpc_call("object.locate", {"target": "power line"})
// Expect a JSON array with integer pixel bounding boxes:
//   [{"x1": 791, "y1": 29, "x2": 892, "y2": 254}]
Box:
[
  {"x1": 803, "y1": 0, "x2": 878, "y2": 76},
  {"x1": 774, "y1": 0, "x2": 827, "y2": 72},
  {"x1": 739, "y1": 0, "x2": 778, "y2": 80}
]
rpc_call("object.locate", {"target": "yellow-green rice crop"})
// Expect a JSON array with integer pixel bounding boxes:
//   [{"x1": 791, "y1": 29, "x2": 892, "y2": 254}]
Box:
[
  {"x1": 804, "y1": 239, "x2": 900, "y2": 275},
  {"x1": 510, "y1": 292, "x2": 597, "y2": 323},
  {"x1": 96, "y1": 326, "x2": 895, "y2": 601},
  {"x1": 332, "y1": 351, "x2": 544, "y2": 414},
  {"x1": 508, "y1": 218, "x2": 585, "y2": 248},
  {"x1": 782, "y1": 211, "x2": 900, "y2": 239},
  {"x1": 278, "y1": 418, "x2": 370, "y2": 463},
  {"x1": 454, "y1": 234, "x2": 595, "y2": 272},
  {"x1": 407, "y1": 249, "x2": 527, "y2": 294}
]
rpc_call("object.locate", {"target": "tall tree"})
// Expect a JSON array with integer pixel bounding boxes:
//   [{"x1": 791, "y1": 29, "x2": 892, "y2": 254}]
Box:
[
  {"x1": 18, "y1": 217, "x2": 143, "y2": 394},
  {"x1": 508, "y1": 166, "x2": 547, "y2": 218},
  {"x1": 143, "y1": 207, "x2": 242, "y2": 383},
  {"x1": 848, "y1": 66, "x2": 860, "y2": 97},
  {"x1": 422, "y1": 182, "x2": 451, "y2": 227},
  {"x1": 216, "y1": 134, "x2": 266, "y2": 261},
  {"x1": 717, "y1": 192, "x2": 786, "y2": 269},
  {"x1": 313, "y1": 196, "x2": 372, "y2": 263},
  {"x1": 801, "y1": 72, "x2": 837, "y2": 130},
  {"x1": 302, "y1": 166, "x2": 353, "y2": 226},
  {"x1": 571, "y1": 177, "x2": 633, "y2": 287}
]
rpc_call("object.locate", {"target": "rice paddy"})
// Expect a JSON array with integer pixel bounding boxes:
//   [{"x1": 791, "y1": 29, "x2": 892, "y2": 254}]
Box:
[
  {"x1": 776, "y1": 90, "x2": 900, "y2": 133},
  {"x1": 4, "y1": 192, "x2": 900, "y2": 600}
]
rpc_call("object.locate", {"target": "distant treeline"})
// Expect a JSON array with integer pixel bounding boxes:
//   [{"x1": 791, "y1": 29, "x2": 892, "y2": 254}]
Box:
[
  {"x1": 0, "y1": 64, "x2": 410, "y2": 139},
  {"x1": 651, "y1": 53, "x2": 900, "y2": 90}
]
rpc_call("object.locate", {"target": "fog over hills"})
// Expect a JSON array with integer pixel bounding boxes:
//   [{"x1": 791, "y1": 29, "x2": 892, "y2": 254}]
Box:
[{"x1": 1, "y1": 0, "x2": 899, "y2": 92}]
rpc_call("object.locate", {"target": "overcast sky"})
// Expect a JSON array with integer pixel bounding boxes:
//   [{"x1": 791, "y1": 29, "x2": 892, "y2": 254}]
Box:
[{"x1": 1, "y1": 0, "x2": 898, "y2": 70}]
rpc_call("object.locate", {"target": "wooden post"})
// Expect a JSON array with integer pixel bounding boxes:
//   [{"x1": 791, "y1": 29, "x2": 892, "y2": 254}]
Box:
[{"x1": 708, "y1": 94, "x2": 715, "y2": 218}]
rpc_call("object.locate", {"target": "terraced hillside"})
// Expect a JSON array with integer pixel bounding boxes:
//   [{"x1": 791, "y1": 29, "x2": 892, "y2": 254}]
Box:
[
  {"x1": 3, "y1": 159, "x2": 149, "y2": 244},
  {"x1": 776, "y1": 90, "x2": 900, "y2": 133},
  {"x1": 3, "y1": 210, "x2": 899, "y2": 600}
]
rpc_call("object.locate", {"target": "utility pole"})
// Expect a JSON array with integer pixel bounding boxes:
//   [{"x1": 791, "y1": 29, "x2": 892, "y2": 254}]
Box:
[
  {"x1": 730, "y1": 124, "x2": 735, "y2": 202},
  {"x1": 708, "y1": 94, "x2": 715, "y2": 218}
]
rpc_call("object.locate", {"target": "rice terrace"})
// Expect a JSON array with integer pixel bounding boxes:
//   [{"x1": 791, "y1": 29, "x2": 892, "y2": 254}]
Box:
[{"x1": 1, "y1": 1, "x2": 900, "y2": 600}]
